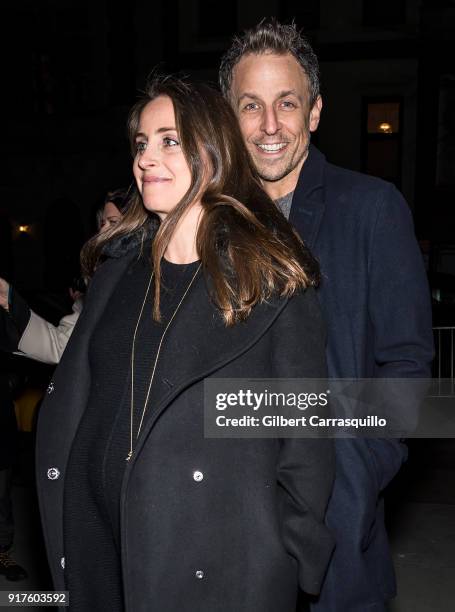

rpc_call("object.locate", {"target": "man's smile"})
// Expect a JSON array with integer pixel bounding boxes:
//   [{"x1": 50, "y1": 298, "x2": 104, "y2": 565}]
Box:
[{"x1": 254, "y1": 142, "x2": 289, "y2": 154}]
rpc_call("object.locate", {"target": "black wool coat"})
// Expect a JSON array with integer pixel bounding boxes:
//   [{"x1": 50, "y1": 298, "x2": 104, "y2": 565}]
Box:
[{"x1": 35, "y1": 245, "x2": 335, "y2": 612}]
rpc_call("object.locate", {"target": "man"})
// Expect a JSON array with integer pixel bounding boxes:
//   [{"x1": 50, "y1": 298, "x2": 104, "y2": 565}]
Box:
[{"x1": 220, "y1": 20, "x2": 434, "y2": 612}]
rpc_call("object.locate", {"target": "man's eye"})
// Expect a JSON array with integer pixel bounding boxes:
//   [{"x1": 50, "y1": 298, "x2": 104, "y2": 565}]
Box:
[
  {"x1": 281, "y1": 101, "x2": 296, "y2": 109},
  {"x1": 135, "y1": 141, "x2": 147, "y2": 153},
  {"x1": 243, "y1": 102, "x2": 259, "y2": 111},
  {"x1": 163, "y1": 136, "x2": 179, "y2": 147}
]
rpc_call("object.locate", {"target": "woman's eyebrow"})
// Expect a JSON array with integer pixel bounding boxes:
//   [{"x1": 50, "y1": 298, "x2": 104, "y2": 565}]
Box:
[{"x1": 156, "y1": 126, "x2": 177, "y2": 133}]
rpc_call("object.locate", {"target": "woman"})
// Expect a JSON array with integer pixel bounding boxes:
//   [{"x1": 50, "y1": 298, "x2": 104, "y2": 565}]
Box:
[
  {"x1": 96, "y1": 188, "x2": 130, "y2": 234},
  {"x1": 0, "y1": 189, "x2": 130, "y2": 364},
  {"x1": 36, "y1": 76, "x2": 335, "y2": 612}
]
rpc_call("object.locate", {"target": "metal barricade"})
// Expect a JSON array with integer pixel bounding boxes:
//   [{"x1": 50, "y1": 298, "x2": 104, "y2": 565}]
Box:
[
  {"x1": 433, "y1": 327, "x2": 455, "y2": 380},
  {"x1": 432, "y1": 327, "x2": 455, "y2": 397}
]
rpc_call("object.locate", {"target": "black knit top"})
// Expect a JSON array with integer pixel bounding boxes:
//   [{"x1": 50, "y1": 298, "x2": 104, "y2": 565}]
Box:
[{"x1": 63, "y1": 252, "x2": 201, "y2": 611}]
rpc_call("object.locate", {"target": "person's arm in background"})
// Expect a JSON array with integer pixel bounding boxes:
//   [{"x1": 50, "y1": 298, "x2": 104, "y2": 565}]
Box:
[
  {"x1": 0, "y1": 277, "x2": 82, "y2": 365},
  {"x1": 17, "y1": 298, "x2": 82, "y2": 365}
]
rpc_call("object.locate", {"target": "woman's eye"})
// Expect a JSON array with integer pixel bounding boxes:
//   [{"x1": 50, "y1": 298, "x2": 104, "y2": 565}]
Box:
[
  {"x1": 135, "y1": 141, "x2": 147, "y2": 153},
  {"x1": 163, "y1": 136, "x2": 179, "y2": 147}
]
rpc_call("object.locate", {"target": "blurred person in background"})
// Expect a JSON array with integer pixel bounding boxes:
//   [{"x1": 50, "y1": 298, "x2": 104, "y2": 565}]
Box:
[
  {"x1": 96, "y1": 188, "x2": 128, "y2": 233},
  {"x1": 0, "y1": 188, "x2": 130, "y2": 365}
]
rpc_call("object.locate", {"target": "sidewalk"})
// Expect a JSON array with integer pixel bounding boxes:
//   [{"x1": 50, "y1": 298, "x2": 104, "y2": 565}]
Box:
[{"x1": 387, "y1": 439, "x2": 455, "y2": 612}]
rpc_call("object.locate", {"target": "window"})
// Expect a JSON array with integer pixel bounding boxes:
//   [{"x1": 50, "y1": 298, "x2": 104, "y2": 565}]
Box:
[
  {"x1": 367, "y1": 102, "x2": 400, "y2": 134},
  {"x1": 362, "y1": 99, "x2": 402, "y2": 187}
]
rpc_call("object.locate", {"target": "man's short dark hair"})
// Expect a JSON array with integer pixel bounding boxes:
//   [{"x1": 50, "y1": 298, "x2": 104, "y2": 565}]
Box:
[{"x1": 219, "y1": 19, "x2": 320, "y2": 106}]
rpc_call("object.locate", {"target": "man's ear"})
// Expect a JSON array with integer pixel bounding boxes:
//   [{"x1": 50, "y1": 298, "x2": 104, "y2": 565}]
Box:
[{"x1": 309, "y1": 95, "x2": 322, "y2": 132}]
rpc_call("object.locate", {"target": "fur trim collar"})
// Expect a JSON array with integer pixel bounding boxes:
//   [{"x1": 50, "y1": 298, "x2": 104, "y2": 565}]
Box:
[{"x1": 102, "y1": 219, "x2": 159, "y2": 259}]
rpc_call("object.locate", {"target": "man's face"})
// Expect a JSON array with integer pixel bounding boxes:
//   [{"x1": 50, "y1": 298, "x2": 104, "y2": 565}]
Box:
[{"x1": 230, "y1": 52, "x2": 322, "y2": 195}]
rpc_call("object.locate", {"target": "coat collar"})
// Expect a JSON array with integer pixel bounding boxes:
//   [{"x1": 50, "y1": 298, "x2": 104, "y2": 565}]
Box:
[
  {"x1": 101, "y1": 219, "x2": 158, "y2": 259},
  {"x1": 289, "y1": 144, "x2": 326, "y2": 249}
]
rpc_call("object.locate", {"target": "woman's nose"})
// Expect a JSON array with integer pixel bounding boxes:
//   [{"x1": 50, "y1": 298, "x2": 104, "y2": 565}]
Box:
[{"x1": 138, "y1": 145, "x2": 159, "y2": 169}]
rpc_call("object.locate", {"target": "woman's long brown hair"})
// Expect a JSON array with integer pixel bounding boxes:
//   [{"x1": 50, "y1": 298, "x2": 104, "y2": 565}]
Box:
[{"x1": 81, "y1": 74, "x2": 320, "y2": 325}]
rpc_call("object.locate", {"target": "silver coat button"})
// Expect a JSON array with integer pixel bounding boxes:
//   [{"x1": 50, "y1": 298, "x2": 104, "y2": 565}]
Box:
[
  {"x1": 195, "y1": 570, "x2": 204, "y2": 579},
  {"x1": 47, "y1": 382, "x2": 55, "y2": 394},
  {"x1": 61, "y1": 557, "x2": 65, "y2": 569},
  {"x1": 47, "y1": 467, "x2": 60, "y2": 480},
  {"x1": 193, "y1": 471, "x2": 203, "y2": 482}
]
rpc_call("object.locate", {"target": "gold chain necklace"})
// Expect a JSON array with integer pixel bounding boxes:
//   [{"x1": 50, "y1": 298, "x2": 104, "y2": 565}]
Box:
[{"x1": 126, "y1": 261, "x2": 202, "y2": 461}]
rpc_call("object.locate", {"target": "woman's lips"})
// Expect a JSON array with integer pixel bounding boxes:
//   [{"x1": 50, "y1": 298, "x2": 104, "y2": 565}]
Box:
[{"x1": 143, "y1": 176, "x2": 171, "y2": 183}]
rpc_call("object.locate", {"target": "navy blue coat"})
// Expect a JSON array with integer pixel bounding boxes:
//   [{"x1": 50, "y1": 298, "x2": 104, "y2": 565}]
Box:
[{"x1": 290, "y1": 146, "x2": 434, "y2": 611}]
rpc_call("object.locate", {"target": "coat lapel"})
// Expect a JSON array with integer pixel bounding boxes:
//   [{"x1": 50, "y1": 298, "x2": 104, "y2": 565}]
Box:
[{"x1": 289, "y1": 144, "x2": 327, "y2": 250}]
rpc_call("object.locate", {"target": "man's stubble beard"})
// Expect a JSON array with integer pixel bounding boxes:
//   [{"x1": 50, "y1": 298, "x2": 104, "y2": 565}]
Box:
[{"x1": 253, "y1": 133, "x2": 311, "y2": 184}]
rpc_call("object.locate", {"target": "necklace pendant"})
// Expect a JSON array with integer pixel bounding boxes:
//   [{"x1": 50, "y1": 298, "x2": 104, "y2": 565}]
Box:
[{"x1": 126, "y1": 450, "x2": 133, "y2": 461}]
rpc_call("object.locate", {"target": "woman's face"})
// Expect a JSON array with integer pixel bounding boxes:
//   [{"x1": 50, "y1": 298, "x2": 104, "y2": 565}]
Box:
[
  {"x1": 133, "y1": 95, "x2": 192, "y2": 219},
  {"x1": 99, "y1": 201, "x2": 122, "y2": 233}
]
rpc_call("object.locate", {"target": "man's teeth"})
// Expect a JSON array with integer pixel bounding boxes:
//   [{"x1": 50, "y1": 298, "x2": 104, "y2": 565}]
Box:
[{"x1": 257, "y1": 143, "x2": 287, "y2": 152}]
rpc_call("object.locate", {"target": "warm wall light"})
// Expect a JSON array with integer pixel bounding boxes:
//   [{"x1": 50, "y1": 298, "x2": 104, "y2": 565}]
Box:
[
  {"x1": 367, "y1": 102, "x2": 400, "y2": 133},
  {"x1": 18, "y1": 225, "x2": 31, "y2": 234},
  {"x1": 378, "y1": 122, "x2": 393, "y2": 133}
]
